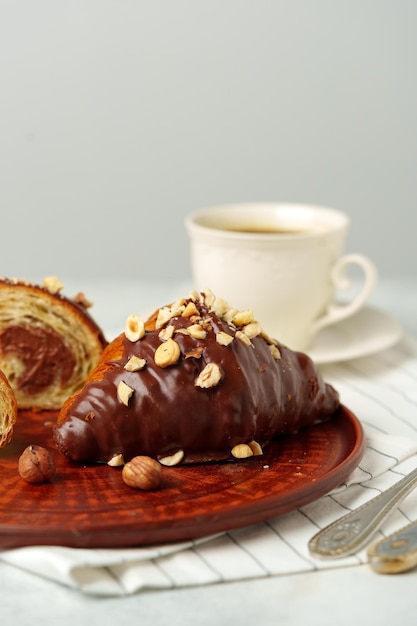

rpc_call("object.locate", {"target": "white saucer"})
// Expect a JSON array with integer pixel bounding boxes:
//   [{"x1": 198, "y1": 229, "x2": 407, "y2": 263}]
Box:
[{"x1": 307, "y1": 306, "x2": 403, "y2": 364}]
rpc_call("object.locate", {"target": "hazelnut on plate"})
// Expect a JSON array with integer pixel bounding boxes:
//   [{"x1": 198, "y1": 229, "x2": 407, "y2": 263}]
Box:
[
  {"x1": 122, "y1": 455, "x2": 163, "y2": 490},
  {"x1": 18, "y1": 445, "x2": 56, "y2": 483}
]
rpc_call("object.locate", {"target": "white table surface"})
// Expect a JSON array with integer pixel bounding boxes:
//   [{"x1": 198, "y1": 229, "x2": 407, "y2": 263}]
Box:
[{"x1": 2, "y1": 276, "x2": 416, "y2": 626}]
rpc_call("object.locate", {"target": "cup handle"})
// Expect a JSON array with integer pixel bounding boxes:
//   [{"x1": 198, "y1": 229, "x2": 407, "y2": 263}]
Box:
[{"x1": 311, "y1": 253, "x2": 378, "y2": 335}]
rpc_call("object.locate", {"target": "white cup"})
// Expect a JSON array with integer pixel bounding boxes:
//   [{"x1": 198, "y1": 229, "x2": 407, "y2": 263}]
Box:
[{"x1": 185, "y1": 202, "x2": 378, "y2": 351}]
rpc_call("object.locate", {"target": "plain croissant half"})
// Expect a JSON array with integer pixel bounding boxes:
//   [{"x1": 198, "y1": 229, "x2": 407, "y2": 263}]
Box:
[{"x1": 54, "y1": 289, "x2": 340, "y2": 466}]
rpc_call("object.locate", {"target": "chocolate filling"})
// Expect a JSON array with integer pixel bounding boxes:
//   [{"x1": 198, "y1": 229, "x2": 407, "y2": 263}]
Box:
[{"x1": 0, "y1": 324, "x2": 75, "y2": 394}]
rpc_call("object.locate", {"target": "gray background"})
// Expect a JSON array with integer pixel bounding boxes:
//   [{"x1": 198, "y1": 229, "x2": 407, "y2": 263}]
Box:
[{"x1": 1, "y1": 0, "x2": 416, "y2": 284}]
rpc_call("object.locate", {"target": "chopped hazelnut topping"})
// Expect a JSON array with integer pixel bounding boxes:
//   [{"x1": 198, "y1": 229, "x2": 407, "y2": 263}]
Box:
[
  {"x1": 231, "y1": 443, "x2": 254, "y2": 459},
  {"x1": 189, "y1": 314, "x2": 202, "y2": 323},
  {"x1": 107, "y1": 453, "x2": 125, "y2": 467},
  {"x1": 187, "y1": 290, "x2": 200, "y2": 302},
  {"x1": 201, "y1": 289, "x2": 216, "y2": 308},
  {"x1": 174, "y1": 297, "x2": 186, "y2": 307},
  {"x1": 248, "y1": 440, "x2": 263, "y2": 456},
  {"x1": 236, "y1": 330, "x2": 251, "y2": 346},
  {"x1": 159, "y1": 449, "x2": 185, "y2": 466},
  {"x1": 154, "y1": 338, "x2": 181, "y2": 368},
  {"x1": 182, "y1": 301, "x2": 200, "y2": 317},
  {"x1": 73, "y1": 292, "x2": 93, "y2": 308},
  {"x1": 125, "y1": 314, "x2": 145, "y2": 342},
  {"x1": 195, "y1": 362, "x2": 222, "y2": 388},
  {"x1": 158, "y1": 324, "x2": 175, "y2": 341},
  {"x1": 117, "y1": 381, "x2": 134, "y2": 406},
  {"x1": 43, "y1": 276, "x2": 64, "y2": 294},
  {"x1": 223, "y1": 308, "x2": 239, "y2": 323},
  {"x1": 243, "y1": 321, "x2": 261, "y2": 338},
  {"x1": 233, "y1": 309, "x2": 255, "y2": 326},
  {"x1": 155, "y1": 307, "x2": 174, "y2": 329},
  {"x1": 185, "y1": 346, "x2": 203, "y2": 359},
  {"x1": 124, "y1": 355, "x2": 146, "y2": 372},
  {"x1": 269, "y1": 344, "x2": 282, "y2": 360},
  {"x1": 210, "y1": 297, "x2": 229, "y2": 317},
  {"x1": 216, "y1": 331, "x2": 234, "y2": 346},
  {"x1": 187, "y1": 324, "x2": 207, "y2": 340},
  {"x1": 170, "y1": 300, "x2": 186, "y2": 317}
]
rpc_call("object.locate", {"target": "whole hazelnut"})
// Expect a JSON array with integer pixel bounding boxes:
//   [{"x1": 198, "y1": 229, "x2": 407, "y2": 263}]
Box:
[
  {"x1": 18, "y1": 445, "x2": 56, "y2": 483},
  {"x1": 122, "y1": 455, "x2": 162, "y2": 490}
]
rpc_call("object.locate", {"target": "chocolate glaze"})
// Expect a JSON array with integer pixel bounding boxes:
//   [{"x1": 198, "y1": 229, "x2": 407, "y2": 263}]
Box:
[
  {"x1": 0, "y1": 324, "x2": 75, "y2": 394},
  {"x1": 54, "y1": 296, "x2": 340, "y2": 464}
]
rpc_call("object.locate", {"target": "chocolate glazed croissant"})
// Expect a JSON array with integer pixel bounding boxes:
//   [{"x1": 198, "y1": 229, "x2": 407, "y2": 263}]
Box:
[
  {"x1": 0, "y1": 277, "x2": 107, "y2": 410},
  {"x1": 0, "y1": 369, "x2": 17, "y2": 448},
  {"x1": 54, "y1": 289, "x2": 340, "y2": 466}
]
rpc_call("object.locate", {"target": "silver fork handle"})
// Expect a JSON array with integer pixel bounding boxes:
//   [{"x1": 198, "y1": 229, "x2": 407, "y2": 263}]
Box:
[{"x1": 308, "y1": 466, "x2": 417, "y2": 559}]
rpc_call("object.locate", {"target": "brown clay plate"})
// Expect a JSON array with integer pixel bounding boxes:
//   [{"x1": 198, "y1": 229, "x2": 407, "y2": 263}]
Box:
[{"x1": 0, "y1": 405, "x2": 365, "y2": 549}]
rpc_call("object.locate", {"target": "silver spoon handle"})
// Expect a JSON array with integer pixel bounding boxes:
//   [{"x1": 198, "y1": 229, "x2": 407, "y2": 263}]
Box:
[
  {"x1": 308, "y1": 466, "x2": 417, "y2": 559},
  {"x1": 368, "y1": 518, "x2": 417, "y2": 574}
]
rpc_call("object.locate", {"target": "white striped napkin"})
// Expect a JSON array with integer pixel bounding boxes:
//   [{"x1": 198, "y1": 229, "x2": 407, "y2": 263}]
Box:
[{"x1": 1, "y1": 337, "x2": 417, "y2": 596}]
